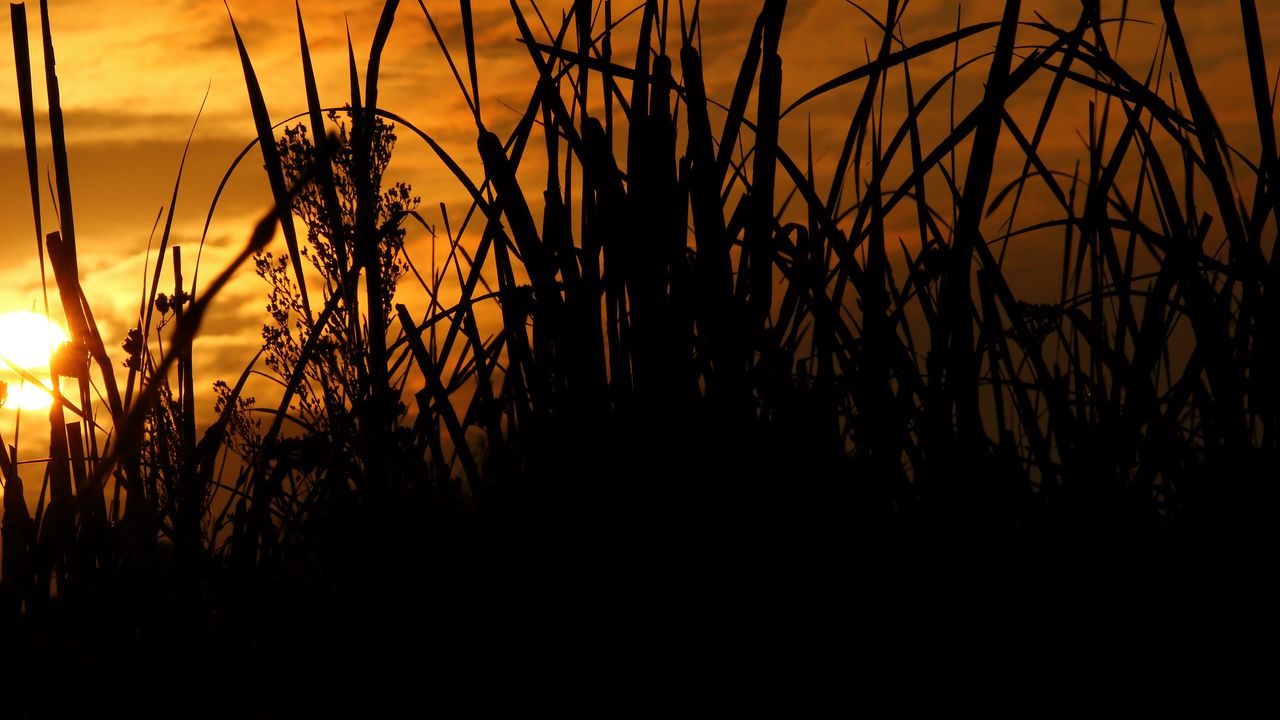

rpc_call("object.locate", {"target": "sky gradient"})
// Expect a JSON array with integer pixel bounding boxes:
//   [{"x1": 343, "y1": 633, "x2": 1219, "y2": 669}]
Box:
[{"x1": 0, "y1": 0, "x2": 1275, "y2": 451}]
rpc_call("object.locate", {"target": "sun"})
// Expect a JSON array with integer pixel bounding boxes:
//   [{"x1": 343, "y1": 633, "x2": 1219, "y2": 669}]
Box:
[
  {"x1": 0, "y1": 311, "x2": 68, "y2": 412},
  {"x1": 3, "y1": 381, "x2": 58, "y2": 411},
  {"x1": 0, "y1": 311, "x2": 69, "y2": 369}
]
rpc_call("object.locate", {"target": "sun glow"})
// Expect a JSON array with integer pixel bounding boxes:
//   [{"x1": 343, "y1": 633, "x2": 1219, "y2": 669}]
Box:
[
  {"x1": 0, "y1": 311, "x2": 68, "y2": 368},
  {"x1": 0, "y1": 311, "x2": 68, "y2": 412},
  {"x1": 3, "y1": 381, "x2": 55, "y2": 411}
]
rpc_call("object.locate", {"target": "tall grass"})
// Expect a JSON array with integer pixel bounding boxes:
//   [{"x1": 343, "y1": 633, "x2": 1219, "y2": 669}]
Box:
[{"x1": 1, "y1": 0, "x2": 1276, "y2": 709}]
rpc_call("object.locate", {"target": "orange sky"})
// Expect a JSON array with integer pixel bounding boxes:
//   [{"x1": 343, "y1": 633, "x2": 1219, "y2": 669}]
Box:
[{"x1": 0, "y1": 0, "x2": 1275, "y2": 445}]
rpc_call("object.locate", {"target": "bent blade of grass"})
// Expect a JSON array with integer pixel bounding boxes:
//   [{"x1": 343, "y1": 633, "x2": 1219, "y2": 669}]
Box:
[
  {"x1": 87, "y1": 193, "x2": 300, "y2": 499},
  {"x1": 227, "y1": 5, "x2": 314, "y2": 326},
  {"x1": 782, "y1": 20, "x2": 1002, "y2": 118},
  {"x1": 875, "y1": 30, "x2": 1078, "y2": 222},
  {"x1": 133, "y1": 88, "x2": 210, "y2": 412}
]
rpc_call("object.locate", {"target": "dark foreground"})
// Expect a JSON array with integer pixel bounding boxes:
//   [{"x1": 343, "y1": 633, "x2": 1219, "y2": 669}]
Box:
[{"x1": 2, "y1": 460, "x2": 1273, "y2": 717}]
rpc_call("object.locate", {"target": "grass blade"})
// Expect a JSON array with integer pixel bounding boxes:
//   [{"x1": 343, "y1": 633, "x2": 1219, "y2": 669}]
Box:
[{"x1": 227, "y1": 5, "x2": 314, "y2": 326}]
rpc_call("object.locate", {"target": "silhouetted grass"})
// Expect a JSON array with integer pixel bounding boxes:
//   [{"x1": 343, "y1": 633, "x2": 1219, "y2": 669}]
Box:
[{"x1": 1, "y1": 0, "x2": 1276, "y2": 712}]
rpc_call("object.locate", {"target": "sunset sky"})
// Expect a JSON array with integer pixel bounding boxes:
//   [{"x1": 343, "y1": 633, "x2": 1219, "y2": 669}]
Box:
[{"x1": 0, "y1": 0, "x2": 1274, "y2": 451}]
